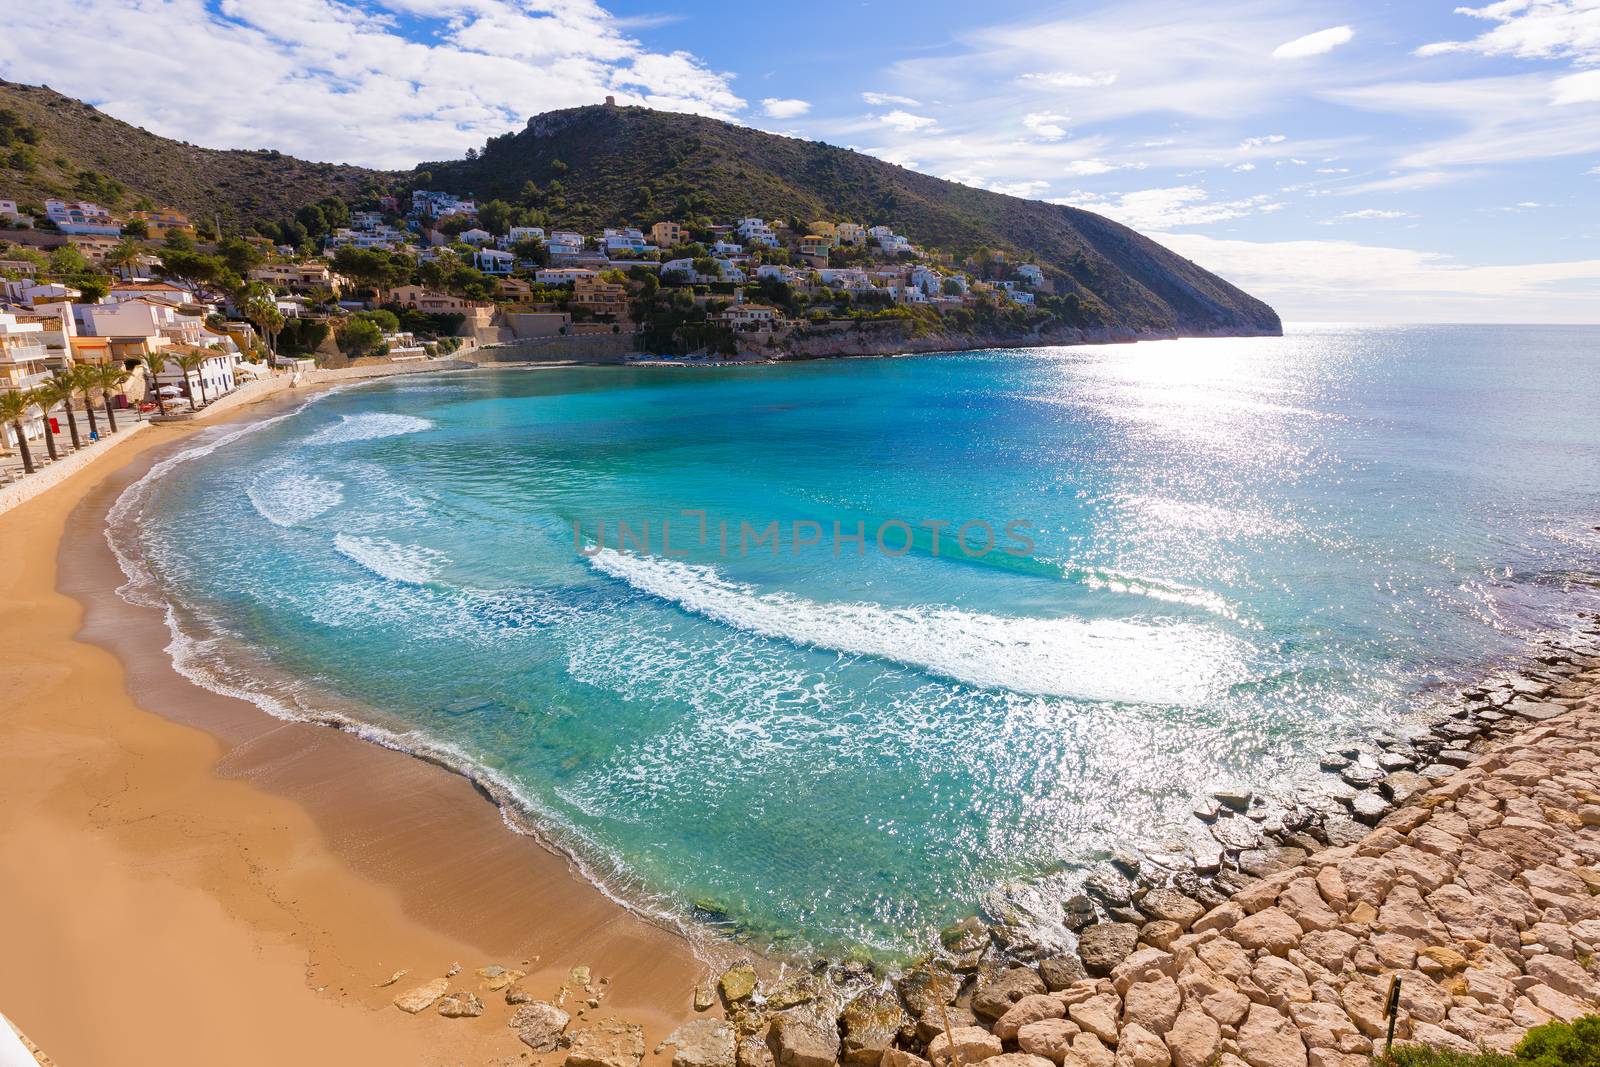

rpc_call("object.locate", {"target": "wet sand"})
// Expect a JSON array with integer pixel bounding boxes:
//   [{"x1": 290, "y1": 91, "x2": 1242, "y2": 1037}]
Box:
[{"x1": 0, "y1": 386, "x2": 707, "y2": 1065}]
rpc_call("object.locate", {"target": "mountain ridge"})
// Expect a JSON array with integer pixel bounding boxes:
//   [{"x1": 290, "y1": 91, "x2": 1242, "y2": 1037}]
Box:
[{"x1": 0, "y1": 82, "x2": 1279, "y2": 337}]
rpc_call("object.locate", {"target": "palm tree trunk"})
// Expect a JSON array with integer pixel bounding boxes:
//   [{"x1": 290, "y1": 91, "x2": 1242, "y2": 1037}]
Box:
[
  {"x1": 147, "y1": 371, "x2": 167, "y2": 416},
  {"x1": 61, "y1": 399, "x2": 81, "y2": 449},
  {"x1": 41, "y1": 419, "x2": 58, "y2": 461},
  {"x1": 82, "y1": 394, "x2": 99, "y2": 438},
  {"x1": 9, "y1": 421, "x2": 34, "y2": 475},
  {"x1": 196, "y1": 375, "x2": 210, "y2": 406},
  {"x1": 102, "y1": 394, "x2": 119, "y2": 434}
]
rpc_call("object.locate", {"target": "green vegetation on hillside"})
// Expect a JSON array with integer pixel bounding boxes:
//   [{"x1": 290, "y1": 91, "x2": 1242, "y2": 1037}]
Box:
[
  {"x1": 418, "y1": 105, "x2": 1279, "y2": 334},
  {"x1": 0, "y1": 81, "x2": 394, "y2": 231}
]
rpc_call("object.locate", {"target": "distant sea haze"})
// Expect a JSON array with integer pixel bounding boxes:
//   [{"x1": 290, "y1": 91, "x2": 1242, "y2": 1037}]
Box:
[{"x1": 114, "y1": 324, "x2": 1600, "y2": 959}]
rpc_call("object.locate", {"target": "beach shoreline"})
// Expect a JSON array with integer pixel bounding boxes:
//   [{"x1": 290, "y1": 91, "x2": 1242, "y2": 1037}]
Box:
[{"x1": 0, "y1": 380, "x2": 710, "y2": 1066}]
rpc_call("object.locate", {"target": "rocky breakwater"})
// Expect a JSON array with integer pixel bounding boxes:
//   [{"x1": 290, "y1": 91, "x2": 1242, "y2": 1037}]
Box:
[{"x1": 691, "y1": 624, "x2": 1600, "y2": 1067}]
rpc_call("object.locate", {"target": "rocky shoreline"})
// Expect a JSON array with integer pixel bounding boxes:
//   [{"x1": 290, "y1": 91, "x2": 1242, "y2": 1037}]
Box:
[{"x1": 377, "y1": 613, "x2": 1600, "y2": 1067}]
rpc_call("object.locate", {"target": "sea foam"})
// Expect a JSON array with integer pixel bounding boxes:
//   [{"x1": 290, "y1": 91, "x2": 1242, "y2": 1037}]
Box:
[
  {"x1": 246, "y1": 470, "x2": 344, "y2": 527},
  {"x1": 303, "y1": 412, "x2": 435, "y2": 446},
  {"x1": 587, "y1": 549, "x2": 1246, "y2": 705},
  {"x1": 332, "y1": 533, "x2": 447, "y2": 585}
]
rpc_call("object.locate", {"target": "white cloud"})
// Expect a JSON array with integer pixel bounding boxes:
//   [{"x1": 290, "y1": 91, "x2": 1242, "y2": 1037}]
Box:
[
  {"x1": 1057, "y1": 185, "x2": 1280, "y2": 229},
  {"x1": 1022, "y1": 111, "x2": 1071, "y2": 140},
  {"x1": 879, "y1": 109, "x2": 940, "y2": 132},
  {"x1": 761, "y1": 97, "x2": 811, "y2": 119},
  {"x1": 1239, "y1": 134, "x2": 1287, "y2": 149},
  {"x1": 987, "y1": 179, "x2": 1052, "y2": 198},
  {"x1": 1018, "y1": 70, "x2": 1119, "y2": 88},
  {"x1": 1272, "y1": 25, "x2": 1354, "y2": 59},
  {"x1": 862, "y1": 91, "x2": 923, "y2": 107},
  {"x1": 1154, "y1": 231, "x2": 1600, "y2": 322},
  {"x1": 1417, "y1": 0, "x2": 1600, "y2": 64},
  {"x1": 1322, "y1": 209, "x2": 1412, "y2": 223},
  {"x1": 1552, "y1": 68, "x2": 1600, "y2": 104},
  {"x1": 0, "y1": 0, "x2": 745, "y2": 167},
  {"x1": 1232, "y1": 162, "x2": 1257, "y2": 171},
  {"x1": 1062, "y1": 159, "x2": 1139, "y2": 176}
]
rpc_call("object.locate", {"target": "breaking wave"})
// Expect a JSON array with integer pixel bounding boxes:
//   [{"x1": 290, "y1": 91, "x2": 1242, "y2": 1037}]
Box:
[
  {"x1": 246, "y1": 470, "x2": 345, "y2": 527},
  {"x1": 586, "y1": 549, "x2": 1247, "y2": 704},
  {"x1": 303, "y1": 413, "x2": 435, "y2": 447},
  {"x1": 332, "y1": 533, "x2": 447, "y2": 585}
]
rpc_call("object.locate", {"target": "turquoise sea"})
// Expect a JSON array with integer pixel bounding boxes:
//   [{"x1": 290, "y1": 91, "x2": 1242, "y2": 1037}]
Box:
[{"x1": 112, "y1": 324, "x2": 1600, "y2": 959}]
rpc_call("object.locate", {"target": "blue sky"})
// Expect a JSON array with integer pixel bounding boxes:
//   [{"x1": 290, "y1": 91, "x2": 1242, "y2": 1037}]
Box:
[{"x1": 2, "y1": 0, "x2": 1597, "y2": 322}]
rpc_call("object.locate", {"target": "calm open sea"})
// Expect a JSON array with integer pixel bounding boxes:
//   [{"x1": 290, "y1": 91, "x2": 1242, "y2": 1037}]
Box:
[{"x1": 112, "y1": 324, "x2": 1600, "y2": 959}]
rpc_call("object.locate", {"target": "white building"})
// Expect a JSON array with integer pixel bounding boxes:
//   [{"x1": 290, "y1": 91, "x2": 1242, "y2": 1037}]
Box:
[
  {"x1": 0, "y1": 199, "x2": 32, "y2": 228},
  {"x1": 1017, "y1": 264, "x2": 1044, "y2": 287},
  {"x1": 44, "y1": 199, "x2": 120, "y2": 236},
  {"x1": 411, "y1": 191, "x2": 476, "y2": 218},
  {"x1": 660, "y1": 258, "x2": 746, "y2": 284},
  {"x1": 473, "y1": 248, "x2": 516, "y2": 275},
  {"x1": 500, "y1": 226, "x2": 546, "y2": 249},
  {"x1": 535, "y1": 268, "x2": 595, "y2": 286},
  {"x1": 459, "y1": 228, "x2": 494, "y2": 246}
]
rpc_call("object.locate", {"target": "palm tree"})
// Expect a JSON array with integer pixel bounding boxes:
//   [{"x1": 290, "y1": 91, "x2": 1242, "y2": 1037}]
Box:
[
  {"x1": 140, "y1": 352, "x2": 169, "y2": 416},
  {"x1": 0, "y1": 391, "x2": 36, "y2": 475},
  {"x1": 173, "y1": 352, "x2": 209, "y2": 408},
  {"x1": 91, "y1": 364, "x2": 131, "y2": 433},
  {"x1": 106, "y1": 238, "x2": 143, "y2": 281},
  {"x1": 49, "y1": 368, "x2": 82, "y2": 449},
  {"x1": 70, "y1": 365, "x2": 101, "y2": 439},
  {"x1": 24, "y1": 387, "x2": 61, "y2": 462}
]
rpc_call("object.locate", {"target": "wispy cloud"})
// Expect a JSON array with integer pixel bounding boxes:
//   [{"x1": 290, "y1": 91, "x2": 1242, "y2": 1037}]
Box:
[
  {"x1": 1272, "y1": 25, "x2": 1354, "y2": 59},
  {"x1": 1055, "y1": 185, "x2": 1281, "y2": 230},
  {"x1": 1157, "y1": 231, "x2": 1600, "y2": 322},
  {"x1": 761, "y1": 97, "x2": 811, "y2": 119},
  {"x1": 862, "y1": 91, "x2": 922, "y2": 107},
  {"x1": 0, "y1": 0, "x2": 745, "y2": 167},
  {"x1": 1017, "y1": 70, "x2": 1119, "y2": 89},
  {"x1": 1322, "y1": 208, "x2": 1412, "y2": 223},
  {"x1": 1416, "y1": 0, "x2": 1600, "y2": 63},
  {"x1": 1022, "y1": 112, "x2": 1071, "y2": 140},
  {"x1": 878, "y1": 109, "x2": 940, "y2": 132}
]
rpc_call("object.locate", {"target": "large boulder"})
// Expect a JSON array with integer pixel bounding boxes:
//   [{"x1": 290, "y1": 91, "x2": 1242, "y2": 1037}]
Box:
[
  {"x1": 1237, "y1": 1004, "x2": 1306, "y2": 1067},
  {"x1": 1164, "y1": 1009, "x2": 1220, "y2": 1067},
  {"x1": 898, "y1": 965, "x2": 962, "y2": 1017},
  {"x1": 392, "y1": 977, "x2": 450, "y2": 1014},
  {"x1": 769, "y1": 1011, "x2": 843, "y2": 1067},
  {"x1": 661, "y1": 1019, "x2": 737, "y2": 1067},
  {"x1": 1017, "y1": 1018, "x2": 1079, "y2": 1063},
  {"x1": 436, "y1": 991, "x2": 484, "y2": 1018},
  {"x1": 926, "y1": 1026, "x2": 1003, "y2": 1067},
  {"x1": 973, "y1": 966, "x2": 1047, "y2": 1020},
  {"x1": 567, "y1": 1019, "x2": 647, "y2": 1067},
  {"x1": 1077, "y1": 923, "x2": 1138, "y2": 976},
  {"x1": 720, "y1": 963, "x2": 759, "y2": 1005},
  {"x1": 841, "y1": 989, "x2": 910, "y2": 1066},
  {"x1": 512, "y1": 1001, "x2": 572, "y2": 1052},
  {"x1": 993, "y1": 993, "x2": 1065, "y2": 1041}
]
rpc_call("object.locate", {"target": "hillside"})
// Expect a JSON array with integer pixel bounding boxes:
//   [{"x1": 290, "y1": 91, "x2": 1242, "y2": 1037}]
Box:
[
  {"x1": 420, "y1": 105, "x2": 1280, "y2": 335},
  {"x1": 0, "y1": 80, "x2": 394, "y2": 231}
]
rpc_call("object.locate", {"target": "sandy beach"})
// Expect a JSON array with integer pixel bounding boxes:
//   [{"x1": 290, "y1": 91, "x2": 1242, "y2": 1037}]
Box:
[{"x1": 0, "y1": 383, "x2": 707, "y2": 1066}]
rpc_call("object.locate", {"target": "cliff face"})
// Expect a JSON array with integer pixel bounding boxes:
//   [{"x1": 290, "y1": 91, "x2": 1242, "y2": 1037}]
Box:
[{"x1": 423, "y1": 105, "x2": 1282, "y2": 337}]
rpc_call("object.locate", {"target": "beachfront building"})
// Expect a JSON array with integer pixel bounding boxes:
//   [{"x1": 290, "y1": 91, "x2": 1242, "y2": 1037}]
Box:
[
  {"x1": 0, "y1": 310, "x2": 54, "y2": 451},
  {"x1": 151, "y1": 344, "x2": 241, "y2": 406},
  {"x1": 650, "y1": 221, "x2": 685, "y2": 248},
  {"x1": 714, "y1": 304, "x2": 786, "y2": 330},
  {"x1": 571, "y1": 275, "x2": 631, "y2": 323}
]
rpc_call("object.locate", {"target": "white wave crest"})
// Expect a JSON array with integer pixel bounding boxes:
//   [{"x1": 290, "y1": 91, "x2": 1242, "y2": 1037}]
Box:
[
  {"x1": 587, "y1": 550, "x2": 1247, "y2": 704},
  {"x1": 333, "y1": 533, "x2": 447, "y2": 585},
  {"x1": 246, "y1": 470, "x2": 344, "y2": 527},
  {"x1": 303, "y1": 413, "x2": 434, "y2": 446}
]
